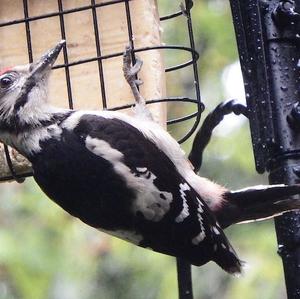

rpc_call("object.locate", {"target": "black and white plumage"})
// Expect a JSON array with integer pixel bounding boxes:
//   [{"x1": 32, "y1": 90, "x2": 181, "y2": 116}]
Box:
[
  {"x1": 0, "y1": 41, "x2": 242, "y2": 274},
  {"x1": 32, "y1": 111, "x2": 240, "y2": 272},
  {"x1": 1, "y1": 41, "x2": 300, "y2": 275}
]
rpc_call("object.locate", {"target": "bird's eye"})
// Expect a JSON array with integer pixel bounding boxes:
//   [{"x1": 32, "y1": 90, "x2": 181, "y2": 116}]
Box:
[{"x1": 0, "y1": 76, "x2": 13, "y2": 89}]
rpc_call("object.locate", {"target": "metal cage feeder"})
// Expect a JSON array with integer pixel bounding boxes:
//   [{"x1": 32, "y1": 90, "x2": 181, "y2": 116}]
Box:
[
  {"x1": 0, "y1": 1, "x2": 201, "y2": 298},
  {"x1": 0, "y1": 0, "x2": 202, "y2": 183}
]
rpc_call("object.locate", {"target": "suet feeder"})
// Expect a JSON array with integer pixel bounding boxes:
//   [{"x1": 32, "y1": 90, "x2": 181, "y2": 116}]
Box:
[{"x1": 0, "y1": 0, "x2": 201, "y2": 183}]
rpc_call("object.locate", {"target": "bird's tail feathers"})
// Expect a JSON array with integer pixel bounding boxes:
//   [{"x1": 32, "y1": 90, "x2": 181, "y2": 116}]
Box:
[
  {"x1": 219, "y1": 184, "x2": 300, "y2": 228},
  {"x1": 211, "y1": 224, "x2": 243, "y2": 275}
]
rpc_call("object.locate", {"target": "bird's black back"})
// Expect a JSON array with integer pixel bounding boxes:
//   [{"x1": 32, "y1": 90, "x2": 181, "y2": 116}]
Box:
[{"x1": 30, "y1": 113, "x2": 241, "y2": 273}]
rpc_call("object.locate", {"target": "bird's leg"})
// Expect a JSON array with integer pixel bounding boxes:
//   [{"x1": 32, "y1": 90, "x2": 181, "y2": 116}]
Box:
[
  {"x1": 123, "y1": 47, "x2": 153, "y2": 120},
  {"x1": 123, "y1": 46, "x2": 144, "y2": 104},
  {"x1": 188, "y1": 100, "x2": 248, "y2": 173}
]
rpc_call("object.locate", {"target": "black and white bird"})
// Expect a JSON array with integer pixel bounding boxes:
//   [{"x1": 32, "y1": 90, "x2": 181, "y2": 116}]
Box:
[{"x1": 0, "y1": 41, "x2": 300, "y2": 275}]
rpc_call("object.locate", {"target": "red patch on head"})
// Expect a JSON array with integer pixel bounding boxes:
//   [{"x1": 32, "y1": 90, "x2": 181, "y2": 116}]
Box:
[{"x1": 0, "y1": 67, "x2": 12, "y2": 76}]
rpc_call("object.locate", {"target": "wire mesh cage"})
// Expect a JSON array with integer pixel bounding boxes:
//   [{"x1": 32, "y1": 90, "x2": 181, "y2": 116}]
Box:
[{"x1": 0, "y1": 0, "x2": 202, "y2": 183}]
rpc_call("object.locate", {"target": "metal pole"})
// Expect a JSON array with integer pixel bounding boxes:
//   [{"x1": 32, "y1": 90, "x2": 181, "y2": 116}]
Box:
[
  {"x1": 230, "y1": 0, "x2": 300, "y2": 297},
  {"x1": 176, "y1": 258, "x2": 193, "y2": 299},
  {"x1": 267, "y1": 3, "x2": 300, "y2": 297},
  {"x1": 177, "y1": 2, "x2": 199, "y2": 299}
]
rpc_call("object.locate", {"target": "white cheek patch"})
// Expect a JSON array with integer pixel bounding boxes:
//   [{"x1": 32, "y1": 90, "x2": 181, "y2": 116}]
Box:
[
  {"x1": 15, "y1": 85, "x2": 56, "y2": 127},
  {"x1": 0, "y1": 87, "x2": 23, "y2": 120},
  {"x1": 85, "y1": 136, "x2": 173, "y2": 222}
]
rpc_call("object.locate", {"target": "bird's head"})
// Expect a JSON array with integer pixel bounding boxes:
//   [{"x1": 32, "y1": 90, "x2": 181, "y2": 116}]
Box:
[{"x1": 0, "y1": 40, "x2": 65, "y2": 132}]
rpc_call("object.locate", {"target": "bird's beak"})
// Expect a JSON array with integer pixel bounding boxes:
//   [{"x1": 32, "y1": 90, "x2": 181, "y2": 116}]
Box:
[{"x1": 29, "y1": 40, "x2": 65, "y2": 79}]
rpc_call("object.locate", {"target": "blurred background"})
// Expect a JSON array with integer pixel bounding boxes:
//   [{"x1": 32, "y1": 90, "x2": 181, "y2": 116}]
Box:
[{"x1": 0, "y1": 1, "x2": 286, "y2": 298}]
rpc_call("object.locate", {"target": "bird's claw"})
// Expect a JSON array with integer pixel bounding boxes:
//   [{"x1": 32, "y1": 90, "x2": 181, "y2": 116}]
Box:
[
  {"x1": 123, "y1": 47, "x2": 143, "y2": 84},
  {"x1": 130, "y1": 58, "x2": 143, "y2": 77},
  {"x1": 122, "y1": 46, "x2": 152, "y2": 121},
  {"x1": 134, "y1": 78, "x2": 143, "y2": 86},
  {"x1": 123, "y1": 46, "x2": 146, "y2": 105}
]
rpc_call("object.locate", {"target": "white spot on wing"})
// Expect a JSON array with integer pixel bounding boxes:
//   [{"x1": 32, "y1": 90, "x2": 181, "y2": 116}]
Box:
[
  {"x1": 192, "y1": 231, "x2": 205, "y2": 245},
  {"x1": 86, "y1": 137, "x2": 123, "y2": 162},
  {"x1": 136, "y1": 167, "x2": 147, "y2": 173},
  {"x1": 192, "y1": 197, "x2": 206, "y2": 245},
  {"x1": 133, "y1": 168, "x2": 173, "y2": 221},
  {"x1": 175, "y1": 183, "x2": 190, "y2": 223},
  {"x1": 85, "y1": 136, "x2": 173, "y2": 222},
  {"x1": 212, "y1": 226, "x2": 220, "y2": 235}
]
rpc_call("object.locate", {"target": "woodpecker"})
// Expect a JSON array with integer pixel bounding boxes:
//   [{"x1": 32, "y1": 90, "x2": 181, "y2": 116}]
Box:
[{"x1": 0, "y1": 41, "x2": 300, "y2": 275}]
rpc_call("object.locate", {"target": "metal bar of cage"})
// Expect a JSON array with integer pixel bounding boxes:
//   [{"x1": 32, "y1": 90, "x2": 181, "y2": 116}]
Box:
[
  {"x1": 22, "y1": 0, "x2": 33, "y2": 63},
  {"x1": 0, "y1": 0, "x2": 127, "y2": 27},
  {"x1": 91, "y1": 0, "x2": 108, "y2": 108},
  {"x1": 57, "y1": 0, "x2": 74, "y2": 109},
  {"x1": 49, "y1": 45, "x2": 199, "y2": 72}
]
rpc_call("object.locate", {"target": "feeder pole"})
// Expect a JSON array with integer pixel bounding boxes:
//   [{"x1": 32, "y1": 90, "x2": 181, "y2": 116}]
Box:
[{"x1": 230, "y1": 0, "x2": 300, "y2": 297}]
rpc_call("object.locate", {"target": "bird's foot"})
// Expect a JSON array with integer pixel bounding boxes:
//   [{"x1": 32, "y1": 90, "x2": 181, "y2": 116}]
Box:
[
  {"x1": 123, "y1": 46, "x2": 145, "y2": 105},
  {"x1": 123, "y1": 46, "x2": 153, "y2": 121}
]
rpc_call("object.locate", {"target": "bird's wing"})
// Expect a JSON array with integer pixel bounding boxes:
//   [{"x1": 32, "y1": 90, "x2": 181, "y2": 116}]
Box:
[{"x1": 66, "y1": 112, "x2": 242, "y2": 273}]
